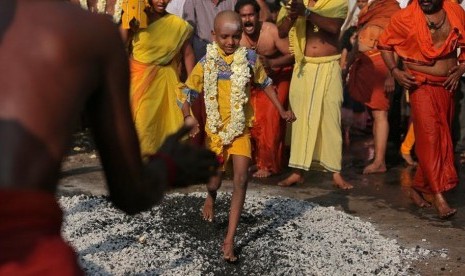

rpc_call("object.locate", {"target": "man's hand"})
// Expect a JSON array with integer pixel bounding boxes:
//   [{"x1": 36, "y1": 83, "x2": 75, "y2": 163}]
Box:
[
  {"x1": 288, "y1": 0, "x2": 305, "y2": 19},
  {"x1": 444, "y1": 64, "x2": 465, "y2": 92},
  {"x1": 384, "y1": 75, "x2": 395, "y2": 93},
  {"x1": 280, "y1": 110, "x2": 296, "y2": 123},
  {"x1": 156, "y1": 125, "x2": 218, "y2": 188},
  {"x1": 392, "y1": 68, "x2": 416, "y2": 90}
]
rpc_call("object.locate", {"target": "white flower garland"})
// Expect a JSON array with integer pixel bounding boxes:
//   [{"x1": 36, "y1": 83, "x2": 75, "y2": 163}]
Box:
[
  {"x1": 113, "y1": 0, "x2": 124, "y2": 23},
  {"x1": 79, "y1": 0, "x2": 88, "y2": 10},
  {"x1": 78, "y1": 0, "x2": 124, "y2": 23},
  {"x1": 204, "y1": 43, "x2": 251, "y2": 145},
  {"x1": 96, "y1": 0, "x2": 107, "y2": 13}
]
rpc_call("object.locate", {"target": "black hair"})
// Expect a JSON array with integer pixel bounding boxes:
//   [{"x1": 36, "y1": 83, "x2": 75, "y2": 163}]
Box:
[
  {"x1": 339, "y1": 26, "x2": 357, "y2": 52},
  {"x1": 234, "y1": 0, "x2": 261, "y2": 14}
]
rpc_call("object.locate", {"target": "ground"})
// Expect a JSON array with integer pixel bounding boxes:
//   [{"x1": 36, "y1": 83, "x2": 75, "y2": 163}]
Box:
[{"x1": 60, "y1": 131, "x2": 465, "y2": 275}]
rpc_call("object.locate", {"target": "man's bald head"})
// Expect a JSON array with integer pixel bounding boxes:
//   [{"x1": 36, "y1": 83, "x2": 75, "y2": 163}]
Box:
[{"x1": 214, "y1": 10, "x2": 242, "y2": 33}]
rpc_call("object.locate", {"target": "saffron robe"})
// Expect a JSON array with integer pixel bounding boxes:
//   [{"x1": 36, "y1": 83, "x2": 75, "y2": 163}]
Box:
[
  {"x1": 130, "y1": 14, "x2": 193, "y2": 158},
  {"x1": 178, "y1": 45, "x2": 272, "y2": 169},
  {"x1": 278, "y1": 0, "x2": 348, "y2": 172},
  {"x1": 250, "y1": 67, "x2": 292, "y2": 174},
  {"x1": 0, "y1": 190, "x2": 83, "y2": 275},
  {"x1": 377, "y1": 0, "x2": 465, "y2": 193},
  {"x1": 348, "y1": 0, "x2": 400, "y2": 111},
  {"x1": 408, "y1": 71, "x2": 458, "y2": 194}
]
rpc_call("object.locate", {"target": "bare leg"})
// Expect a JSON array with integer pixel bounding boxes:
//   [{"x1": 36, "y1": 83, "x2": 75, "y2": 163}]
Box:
[
  {"x1": 252, "y1": 169, "x2": 272, "y2": 178},
  {"x1": 363, "y1": 110, "x2": 388, "y2": 174},
  {"x1": 407, "y1": 188, "x2": 431, "y2": 208},
  {"x1": 433, "y1": 193, "x2": 457, "y2": 219},
  {"x1": 332, "y1": 172, "x2": 353, "y2": 190},
  {"x1": 277, "y1": 169, "x2": 304, "y2": 187},
  {"x1": 223, "y1": 155, "x2": 250, "y2": 262},
  {"x1": 202, "y1": 170, "x2": 222, "y2": 222}
]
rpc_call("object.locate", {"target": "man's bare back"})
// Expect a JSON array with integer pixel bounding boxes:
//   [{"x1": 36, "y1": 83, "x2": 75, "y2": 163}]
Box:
[
  {"x1": 0, "y1": 0, "x2": 217, "y2": 211},
  {"x1": 0, "y1": 1, "x2": 123, "y2": 191}
]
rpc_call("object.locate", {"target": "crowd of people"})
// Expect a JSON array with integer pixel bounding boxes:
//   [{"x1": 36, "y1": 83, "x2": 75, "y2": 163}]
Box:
[{"x1": 1, "y1": 0, "x2": 465, "y2": 273}]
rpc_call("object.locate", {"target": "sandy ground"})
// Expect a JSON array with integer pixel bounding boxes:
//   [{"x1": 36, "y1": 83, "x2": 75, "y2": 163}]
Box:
[{"x1": 59, "y1": 136, "x2": 465, "y2": 275}]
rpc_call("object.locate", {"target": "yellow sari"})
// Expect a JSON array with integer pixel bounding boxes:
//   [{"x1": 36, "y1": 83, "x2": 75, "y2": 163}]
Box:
[{"x1": 130, "y1": 14, "x2": 192, "y2": 157}]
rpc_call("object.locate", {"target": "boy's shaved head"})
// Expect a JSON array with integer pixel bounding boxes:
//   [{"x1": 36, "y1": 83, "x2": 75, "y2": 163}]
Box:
[{"x1": 214, "y1": 10, "x2": 242, "y2": 33}]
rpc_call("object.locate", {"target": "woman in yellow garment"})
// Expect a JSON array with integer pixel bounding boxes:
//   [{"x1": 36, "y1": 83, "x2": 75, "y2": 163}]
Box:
[{"x1": 122, "y1": 0, "x2": 195, "y2": 158}]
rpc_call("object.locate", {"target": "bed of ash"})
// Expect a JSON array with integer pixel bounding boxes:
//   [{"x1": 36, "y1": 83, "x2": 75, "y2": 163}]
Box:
[{"x1": 60, "y1": 192, "x2": 443, "y2": 275}]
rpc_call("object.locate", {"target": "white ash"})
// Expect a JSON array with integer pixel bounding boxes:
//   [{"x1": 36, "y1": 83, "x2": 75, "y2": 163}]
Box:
[{"x1": 60, "y1": 193, "x2": 437, "y2": 275}]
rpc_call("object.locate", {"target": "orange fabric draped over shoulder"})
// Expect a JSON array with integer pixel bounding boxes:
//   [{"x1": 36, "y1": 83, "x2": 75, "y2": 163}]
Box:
[
  {"x1": 0, "y1": 190, "x2": 83, "y2": 275},
  {"x1": 348, "y1": 0, "x2": 400, "y2": 110},
  {"x1": 358, "y1": 0, "x2": 400, "y2": 29},
  {"x1": 378, "y1": 0, "x2": 465, "y2": 65}
]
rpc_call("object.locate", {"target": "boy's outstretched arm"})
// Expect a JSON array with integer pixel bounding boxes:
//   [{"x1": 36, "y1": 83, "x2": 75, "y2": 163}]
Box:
[{"x1": 262, "y1": 85, "x2": 296, "y2": 123}]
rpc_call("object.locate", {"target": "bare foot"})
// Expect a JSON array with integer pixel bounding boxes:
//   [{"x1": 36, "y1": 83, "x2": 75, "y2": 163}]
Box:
[
  {"x1": 401, "y1": 153, "x2": 417, "y2": 166},
  {"x1": 277, "y1": 172, "x2": 304, "y2": 187},
  {"x1": 202, "y1": 192, "x2": 216, "y2": 222},
  {"x1": 332, "y1": 173, "x2": 353, "y2": 190},
  {"x1": 363, "y1": 162, "x2": 387, "y2": 174},
  {"x1": 252, "y1": 169, "x2": 272, "y2": 178},
  {"x1": 408, "y1": 188, "x2": 431, "y2": 208},
  {"x1": 222, "y1": 242, "x2": 238, "y2": 263},
  {"x1": 433, "y1": 193, "x2": 457, "y2": 219}
]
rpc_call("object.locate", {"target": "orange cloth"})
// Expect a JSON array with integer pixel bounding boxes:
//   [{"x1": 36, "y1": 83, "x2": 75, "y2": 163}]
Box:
[
  {"x1": 250, "y1": 67, "x2": 292, "y2": 173},
  {"x1": 348, "y1": 51, "x2": 390, "y2": 110},
  {"x1": 357, "y1": 0, "x2": 400, "y2": 50},
  {"x1": 0, "y1": 190, "x2": 83, "y2": 275},
  {"x1": 378, "y1": 0, "x2": 465, "y2": 65},
  {"x1": 348, "y1": 0, "x2": 399, "y2": 111},
  {"x1": 408, "y1": 71, "x2": 458, "y2": 194},
  {"x1": 400, "y1": 122, "x2": 415, "y2": 155}
]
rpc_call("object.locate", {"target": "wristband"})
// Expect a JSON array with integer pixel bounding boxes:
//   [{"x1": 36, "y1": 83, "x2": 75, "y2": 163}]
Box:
[
  {"x1": 149, "y1": 152, "x2": 177, "y2": 185},
  {"x1": 305, "y1": 8, "x2": 311, "y2": 17}
]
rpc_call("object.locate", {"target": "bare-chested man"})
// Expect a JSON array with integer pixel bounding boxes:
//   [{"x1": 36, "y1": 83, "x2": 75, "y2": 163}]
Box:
[
  {"x1": 0, "y1": 0, "x2": 217, "y2": 273},
  {"x1": 236, "y1": 0, "x2": 294, "y2": 178},
  {"x1": 378, "y1": 0, "x2": 465, "y2": 219},
  {"x1": 276, "y1": 0, "x2": 353, "y2": 189}
]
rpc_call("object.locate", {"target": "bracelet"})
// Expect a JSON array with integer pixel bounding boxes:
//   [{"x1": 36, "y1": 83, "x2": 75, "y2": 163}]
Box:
[
  {"x1": 305, "y1": 8, "x2": 311, "y2": 17},
  {"x1": 184, "y1": 114, "x2": 192, "y2": 120},
  {"x1": 148, "y1": 152, "x2": 177, "y2": 186}
]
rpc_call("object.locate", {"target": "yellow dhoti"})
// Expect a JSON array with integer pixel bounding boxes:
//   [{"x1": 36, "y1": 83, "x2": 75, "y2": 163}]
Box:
[{"x1": 288, "y1": 55, "x2": 343, "y2": 172}]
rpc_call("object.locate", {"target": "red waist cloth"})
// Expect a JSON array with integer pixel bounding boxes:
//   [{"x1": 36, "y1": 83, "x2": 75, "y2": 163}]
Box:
[
  {"x1": 250, "y1": 66, "x2": 292, "y2": 173},
  {"x1": 0, "y1": 190, "x2": 83, "y2": 276},
  {"x1": 408, "y1": 71, "x2": 458, "y2": 194},
  {"x1": 348, "y1": 50, "x2": 390, "y2": 111}
]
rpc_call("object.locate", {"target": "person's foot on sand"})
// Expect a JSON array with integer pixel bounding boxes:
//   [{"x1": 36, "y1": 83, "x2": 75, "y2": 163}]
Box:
[
  {"x1": 408, "y1": 188, "x2": 431, "y2": 208},
  {"x1": 333, "y1": 173, "x2": 353, "y2": 190},
  {"x1": 433, "y1": 193, "x2": 457, "y2": 219},
  {"x1": 363, "y1": 162, "x2": 387, "y2": 174},
  {"x1": 202, "y1": 192, "x2": 216, "y2": 222},
  {"x1": 252, "y1": 169, "x2": 272, "y2": 178},
  {"x1": 277, "y1": 172, "x2": 304, "y2": 187},
  {"x1": 401, "y1": 153, "x2": 417, "y2": 166},
  {"x1": 222, "y1": 242, "x2": 238, "y2": 263}
]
